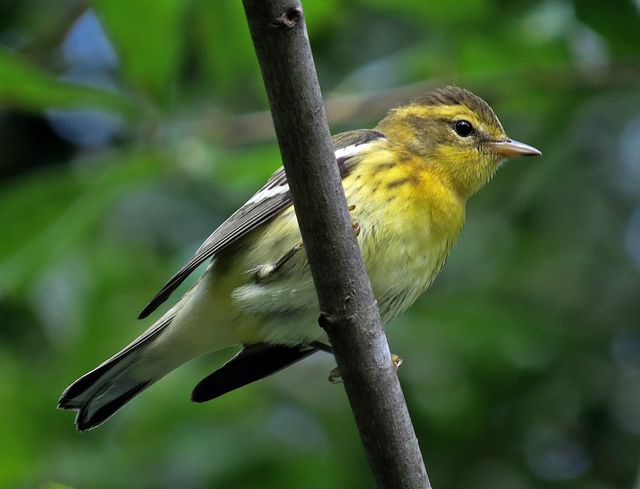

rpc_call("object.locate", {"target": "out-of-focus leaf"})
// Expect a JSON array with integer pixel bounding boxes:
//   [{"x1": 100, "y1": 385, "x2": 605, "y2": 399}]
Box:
[
  {"x1": 90, "y1": 0, "x2": 187, "y2": 105},
  {"x1": 299, "y1": 0, "x2": 342, "y2": 33},
  {"x1": 363, "y1": 0, "x2": 491, "y2": 22},
  {"x1": 574, "y1": 0, "x2": 640, "y2": 57},
  {"x1": 190, "y1": 0, "x2": 263, "y2": 108},
  {"x1": 0, "y1": 150, "x2": 170, "y2": 295},
  {"x1": 0, "y1": 47, "x2": 133, "y2": 114}
]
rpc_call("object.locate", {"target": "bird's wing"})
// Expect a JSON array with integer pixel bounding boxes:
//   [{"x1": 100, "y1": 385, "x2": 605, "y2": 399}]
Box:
[{"x1": 139, "y1": 129, "x2": 386, "y2": 319}]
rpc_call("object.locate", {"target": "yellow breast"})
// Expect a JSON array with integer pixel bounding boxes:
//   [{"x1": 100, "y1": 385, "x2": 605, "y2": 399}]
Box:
[
  {"x1": 344, "y1": 145, "x2": 466, "y2": 321},
  {"x1": 226, "y1": 143, "x2": 466, "y2": 338}
]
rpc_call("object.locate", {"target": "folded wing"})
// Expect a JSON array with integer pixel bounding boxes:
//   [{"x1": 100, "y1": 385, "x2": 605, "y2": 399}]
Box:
[{"x1": 139, "y1": 129, "x2": 386, "y2": 319}]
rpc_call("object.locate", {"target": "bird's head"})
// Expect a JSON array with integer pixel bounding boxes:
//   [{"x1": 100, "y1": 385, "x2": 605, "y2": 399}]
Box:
[{"x1": 376, "y1": 85, "x2": 541, "y2": 199}]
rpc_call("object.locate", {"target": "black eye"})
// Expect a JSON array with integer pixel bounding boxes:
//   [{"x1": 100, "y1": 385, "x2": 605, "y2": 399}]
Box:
[{"x1": 454, "y1": 120, "x2": 474, "y2": 137}]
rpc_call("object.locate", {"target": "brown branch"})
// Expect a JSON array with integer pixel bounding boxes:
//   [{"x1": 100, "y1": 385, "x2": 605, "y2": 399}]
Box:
[
  {"x1": 209, "y1": 80, "x2": 439, "y2": 145},
  {"x1": 195, "y1": 62, "x2": 640, "y2": 146},
  {"x1": 241, "y1": 1, "x2": 431, "y2": 488}
]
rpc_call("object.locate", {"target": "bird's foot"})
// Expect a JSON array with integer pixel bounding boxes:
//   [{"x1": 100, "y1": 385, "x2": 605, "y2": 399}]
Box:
[
  {"x1": 328, "y1": 353, "x2": 404, "y2": 384},
  {"x1": 328, "y1": 367, "x2": 343, "y2": 384},
  {"x1": 391, "y1": 353, "x2": 404, "y2": 370},
  {"x1": 352, "y1": 219, "x2": 361, "y2": 237},
  {"x1": 253, "y1": 242, "x2": 303, "y2": 282},
  {"x1": 348, "y1": 204, "x2": 361, "y2": 237}
]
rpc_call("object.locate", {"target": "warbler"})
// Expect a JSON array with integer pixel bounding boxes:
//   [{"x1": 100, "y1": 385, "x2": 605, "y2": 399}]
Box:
[{"x1": 59, "y1": 86, "x2": 540, "y2": 430}]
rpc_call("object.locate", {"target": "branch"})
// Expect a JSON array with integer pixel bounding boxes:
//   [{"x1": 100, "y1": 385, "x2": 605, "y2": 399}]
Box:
[
  {"x1": 187, "y1": 62, "x2": 640, "y2": 146},
  {"x1": 209, "y1": 80, "x2": 439, "y2": 145},
  {"x1": 241, "y1": 1, "x2": 431, "y2": 488}
]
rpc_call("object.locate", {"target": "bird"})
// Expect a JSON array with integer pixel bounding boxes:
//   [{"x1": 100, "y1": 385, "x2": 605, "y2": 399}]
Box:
[{"x1": 58, "y1": 85, "x2": 541, "y2": 431}]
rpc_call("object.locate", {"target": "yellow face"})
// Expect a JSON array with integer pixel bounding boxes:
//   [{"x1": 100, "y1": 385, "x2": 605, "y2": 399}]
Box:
[{"x1": 376, "y1": 86, "x2": 540, "y2": 199}]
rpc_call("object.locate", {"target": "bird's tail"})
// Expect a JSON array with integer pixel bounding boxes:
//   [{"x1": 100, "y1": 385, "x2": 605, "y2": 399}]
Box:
[{"x1": 58, "y1": 313, "x2": 178, "y2": 431}]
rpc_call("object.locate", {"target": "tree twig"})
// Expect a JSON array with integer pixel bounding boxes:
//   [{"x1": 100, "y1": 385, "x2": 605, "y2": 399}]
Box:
[
  {"x1": 241, "y1": 1, "x2": 431, "y2": 488},
  {"x1": 191, "y1": 62, "x2": 640, "y2": 146}
]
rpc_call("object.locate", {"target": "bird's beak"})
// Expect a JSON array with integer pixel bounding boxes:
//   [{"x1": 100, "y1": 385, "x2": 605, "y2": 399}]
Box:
[{"x1": 491, "y1": 139, "x2": 542, "y2": 158}]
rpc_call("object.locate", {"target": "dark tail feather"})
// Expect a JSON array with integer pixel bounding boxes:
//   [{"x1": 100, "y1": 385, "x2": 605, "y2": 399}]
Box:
[
  {"x1": 76, "y1": 381, "x2": 152, "y2": 431},
  {"x1": 58, "y1": 314, "x2": 174, "y2": 431},
  {"x1": 191, "y1": 343, "x2": 317, "y2": 403}
]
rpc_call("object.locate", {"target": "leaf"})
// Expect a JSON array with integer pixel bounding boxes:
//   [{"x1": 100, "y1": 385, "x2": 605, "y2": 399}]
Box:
[
  {"x1": 573, "y1": 0, "x2": 640, "y2": 57},
  {"x1": 362, "y1": 0, "x2": 490, "y2": 22},
  {"x1": 190, "y1": 0, "x2": 264, "y2": 107},
  {"x1": 0, "y1": 149, "x2": 170, "y2": 294},
  {"x1": 90, "y1": 0, "x2": 188, "y2": 105}
]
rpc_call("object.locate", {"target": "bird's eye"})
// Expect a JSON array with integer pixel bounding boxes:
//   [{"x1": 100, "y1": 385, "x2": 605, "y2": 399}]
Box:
[{"x1": 453, "y1": 120, "x2": 474, "y2": 137}]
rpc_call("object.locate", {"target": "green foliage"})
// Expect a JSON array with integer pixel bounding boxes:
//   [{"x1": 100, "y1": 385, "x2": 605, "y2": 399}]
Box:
[
  {"x1": 0, "y1": 47, "x2": 132, "y2": 113},
  {"x1": 1, "y1": 0, "x2": 639, "y2": 488},
  {"x1": 90, "y1": 0, "x2": 188, "y2": 104}
]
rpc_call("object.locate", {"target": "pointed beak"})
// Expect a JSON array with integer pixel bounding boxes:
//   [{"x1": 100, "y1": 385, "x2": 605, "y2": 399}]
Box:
[{"x1": 491, "y1": 139, "x2": 542, "y2": 158}]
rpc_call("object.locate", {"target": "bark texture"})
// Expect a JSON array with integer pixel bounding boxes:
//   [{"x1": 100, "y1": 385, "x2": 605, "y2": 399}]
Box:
[{"x1": 241, "y1": 2, "x2": 431, "y2": 487}]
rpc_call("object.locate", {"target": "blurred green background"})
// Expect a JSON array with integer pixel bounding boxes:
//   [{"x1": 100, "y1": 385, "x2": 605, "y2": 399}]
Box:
[{"x1": 1, "y1": 0, "x2": 639, "y2": 488}]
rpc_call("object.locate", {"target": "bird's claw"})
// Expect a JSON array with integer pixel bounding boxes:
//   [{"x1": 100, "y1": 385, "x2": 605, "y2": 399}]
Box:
[
  {"x1": 328, "y1": 367, "x2": 343, "y2": 384},
  {"x1": 254, "y1": 242, "x2": 303, "y2": 282},
  {"x1": 328, "y1": 353, "x2": 404, "y2": 384},
  {"x1": 391, "y1": 353, "x2": 403, "y2": 370},
  {"x1": 348, "y1": 204, "x2": 361, "y2": 237},
  {"x1": 352, "y1": 219, "x2": 361, "y2": 237}
]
